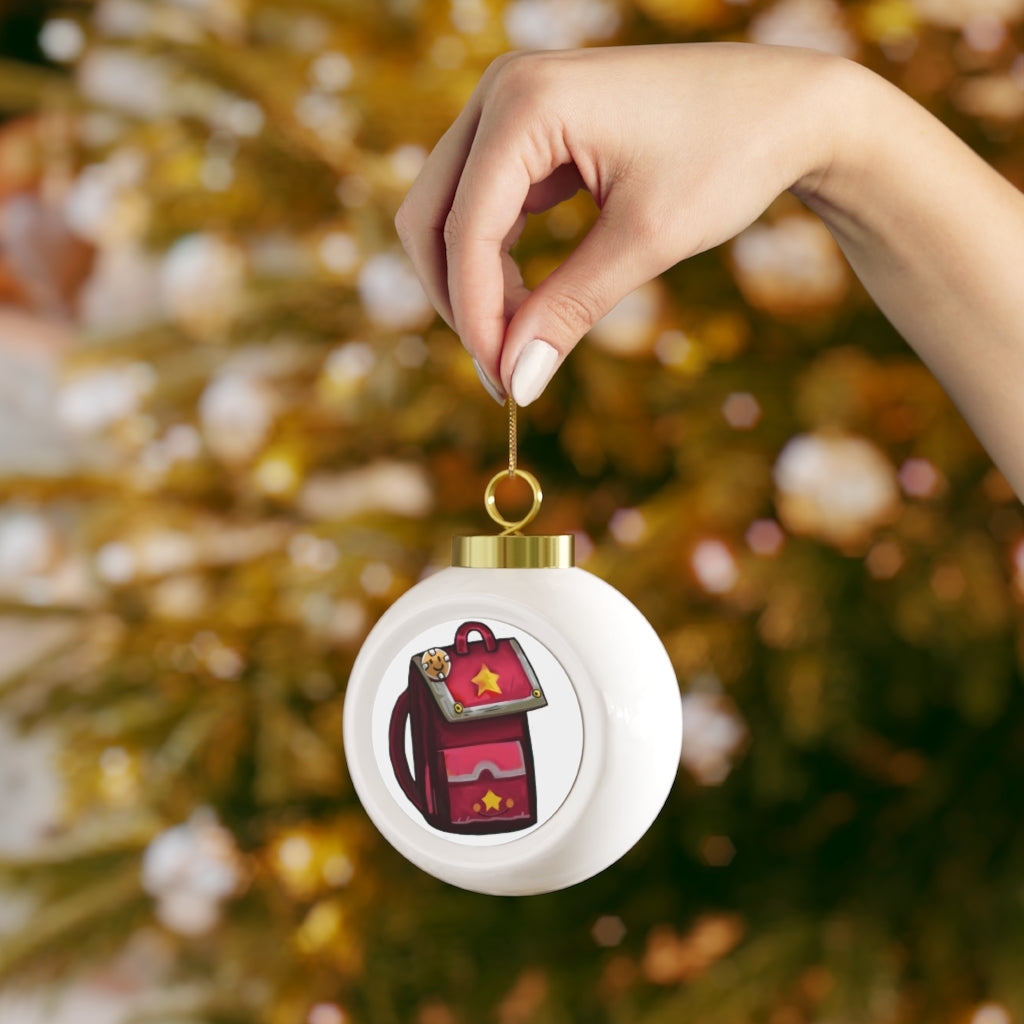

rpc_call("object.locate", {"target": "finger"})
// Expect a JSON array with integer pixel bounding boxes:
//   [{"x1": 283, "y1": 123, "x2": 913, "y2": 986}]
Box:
[
  {"x1": 393, "y1": 57, "x2": 518, "y2": 329},
  {"x1": 445, "y1": 121, "x2": 569, "y2": 384},
  {"x1": 500, "y1": 201, "x2": 667, "y2": 406}
]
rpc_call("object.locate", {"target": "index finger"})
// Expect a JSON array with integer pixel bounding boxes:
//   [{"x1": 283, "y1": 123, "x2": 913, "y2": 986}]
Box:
[
  {"x1": 445, "y1": 98, "x2": 568, "y2": 382},
  {"x1": 394, "y1": 55, "x2": 520, "y2": 331}
]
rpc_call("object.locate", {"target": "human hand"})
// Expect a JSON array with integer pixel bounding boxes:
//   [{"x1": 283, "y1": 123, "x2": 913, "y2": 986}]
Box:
[{"x1": 395, "y1": 43, "x2": 846, "y2": 405}]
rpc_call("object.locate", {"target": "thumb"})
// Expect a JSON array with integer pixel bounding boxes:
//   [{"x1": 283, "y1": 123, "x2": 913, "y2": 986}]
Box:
[{"x1": 500, "y1": 209, "x2": 655, "y2": 406}]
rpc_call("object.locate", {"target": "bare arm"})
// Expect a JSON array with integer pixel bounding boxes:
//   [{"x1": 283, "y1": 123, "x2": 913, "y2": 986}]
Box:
[
  {"x1": 395, "y1": 43, "x2": 1024, "y2": 498},
  {"x1": 797, "y1": 61, "x2": 1024, "y2": 497}
]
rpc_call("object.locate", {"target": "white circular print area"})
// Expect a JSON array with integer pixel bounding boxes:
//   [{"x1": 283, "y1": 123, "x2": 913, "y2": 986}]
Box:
[{"x1": 370, "y1": 617, "x2": 584, "y2": 847}]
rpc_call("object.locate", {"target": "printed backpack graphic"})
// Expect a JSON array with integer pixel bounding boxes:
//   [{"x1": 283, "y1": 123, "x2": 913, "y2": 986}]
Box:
[{"x1": 388, "y1": 621, "x2": 548, "y2": 835}]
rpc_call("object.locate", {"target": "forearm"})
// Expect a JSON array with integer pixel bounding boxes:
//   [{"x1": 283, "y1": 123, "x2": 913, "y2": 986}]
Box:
[{"x1": 795, "y1": 59, "x2": 1024, "y2": 497}]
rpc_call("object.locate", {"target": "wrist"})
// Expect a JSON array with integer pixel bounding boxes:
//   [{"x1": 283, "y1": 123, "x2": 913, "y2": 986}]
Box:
[{"x1": 788, "y1": 54, "x2": 878, "y2": 214}]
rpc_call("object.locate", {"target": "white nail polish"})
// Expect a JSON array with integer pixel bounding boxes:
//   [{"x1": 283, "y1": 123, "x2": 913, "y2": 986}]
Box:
[
  {"x1": 472, "y1": 358, "x2": 506, "y2": 405},
  {"x1": 511, "y1": 339, "x2": 559, "y2": 407}
]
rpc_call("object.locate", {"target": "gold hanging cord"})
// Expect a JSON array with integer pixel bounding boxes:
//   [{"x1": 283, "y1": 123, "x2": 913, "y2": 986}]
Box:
[
  {"x1": 453, "y1": 396, "x2": 572, "y2": 567},
  {"x1": 508, "y1": 395, "x2": 517, "y2": 477},
  {"x1": 483, "y1": 397, "x2": 542, "y2": 535}
]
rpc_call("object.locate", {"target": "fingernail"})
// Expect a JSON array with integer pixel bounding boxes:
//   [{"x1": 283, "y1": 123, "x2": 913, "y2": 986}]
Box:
[
  {"x1": 511, "y1": 339, "x2": 559, "y2": 407},
  {"x1": 472, "y1": 358, "x2": 506, "y2": 405}
]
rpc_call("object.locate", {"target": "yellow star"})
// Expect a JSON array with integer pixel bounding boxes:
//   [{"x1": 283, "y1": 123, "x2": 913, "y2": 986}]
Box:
[
  {"x1": 471, "y1": 663, "x2": 501, "y2": 697},
  {"x1": 481, "y1": 789, "x2": 502, "y2": 812}
]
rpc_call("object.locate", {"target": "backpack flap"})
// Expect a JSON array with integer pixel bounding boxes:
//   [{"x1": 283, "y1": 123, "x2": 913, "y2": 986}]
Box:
[{"x1": 411, "y1": 620, "x2": 548, "y2": 724}]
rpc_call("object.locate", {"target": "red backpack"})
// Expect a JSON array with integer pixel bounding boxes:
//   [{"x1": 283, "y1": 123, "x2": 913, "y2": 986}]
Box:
[{"x1": 388, "y1": 621, "x2": 548, "y2": 835}]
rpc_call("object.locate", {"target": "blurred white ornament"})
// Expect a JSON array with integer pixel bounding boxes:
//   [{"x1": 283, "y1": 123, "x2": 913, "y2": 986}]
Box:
[
  {"x1": 39, "y1": 18, "x2": 86, "y2": 63},
  {"x1": 731, "y1": 215, "x2": 849, "y2": 315},
  {"x1": 589, "y1": 282, "x2": 662, "y2": 357},
  {"x1": 963, "y1": 11, "x2": 1008, "y2": 49},
  {"x1": 746, "y1": 518, "x2": 786, "y2": 557},
  {"x1": 679, "y1": 691, "x2": 748, "y2": 786},
  {"x1": 79, "y1": 242, "x2": 162, "y2": 333},
  {"x1": 93, "y1": 0, "x2": 151, "y2": 38},
  {"x1": 389, "y1": 144, "x2": 428, "y2": 184},
  {"x1": 1012, "y1": 537, "x2": 1024, "y2": 596},
  {"x1": 357, "y1": 252, "x2": 434, "y2": 330},
  {"x1": 310, "y1": 51, "x2": 354, "y2": 92},
  {"x1": 691, "y1": 539, "x2": 739, "y2": 594},
  {"x1": 289, "y1": 533, "x2": 340, "y2": 572},
  {"x1": 298, "y1": 461, "x2": 432, "y2": 520},
  {"x1": 64, "y1": 149, "x2": 149, "y2": 246},
  {"x1": 199, "y1": 372, "x2": 278, "y2": 463},
  {"x1": 608, "y1": 507, "x2": 648, "y2": 547},
  {"x1": 0, "y1": 512, "x2": 60, "y2": 579},
  {"x1": 971, "y1": 1005, "x2": 1012, "y2": 1024},
  {"x1": 328, "y1": 599, "x2": 367, "y2": 644},
  {"x1": 254, "y1": 453, "x2": 301, "y2": 497},
  {"x1": 722, "y1": 392, "x2": 762, "y2": 430},
  {"x1": 899, "y1": 457, "x2": 945, "y2": 498},
  {"x1": 160, "y1": 233, "x2": 246, "y2": 337},
  {"x1": 207, "y1": 96, "x2": 265, "y2": 138},
  {"x1": 318, "y1": 231, "x2": 360, "y2": 275},
  {"x1": 77, "y1": 48, "x2": 175, "y2": 118},
  {"x1": 654, "y1": 329, "x2": 705, "y2": 375},
  {"x1": 295, "y1": 93, "x2": 357, "y2": 147},
  {"x1": 325, "y1": 340, "x2": 375, "y2": 382},
  {"x1": 205, "y1": 643, "x2": 244, "y2": 679},
  {"x1": 0, "y1": 716, "x2": 63, "y2": 856},
  {"x1": 954, "y1": 73, "x2": 1024, "y2": 121},
  {"x1": 191, "y1": 631, "x2": 245, "y2": 679},
  {"x1": 773, "y1": 432, "x2": 901, "y2": 547},
  {"x1": 200, "y1": 155, "x2": 234, "y2": 192},
  {"x1": 308, "y1": 1005, "x2": 346, "y2": 1024},
  {"x1": 141, "y1": 423, "x2": 202, "y2": 477},
  {"x1": 137, "y1": 530, "x2": 199, "y2": 577},
  {"x1": 141, "y1": 808, "x2": 242, "y2": 936},
  {"x1": 503, "y1": 0, "x2": 619, "y2": 48},
  {"x1": 96, "y1": 541, "x2": 136, "y2": 584},
  {"x1": 749, "y1": 0, "x2": 858, "y2": 56},
  {"x1": 57, "y1": 363, "x2": 155, "y2": 434},
  {"x1": 359, "y1": 562, "x2": 394, "y2": 596},
  {"x1": 151, "y1": 575, "x2": 209, "y2": 620}
]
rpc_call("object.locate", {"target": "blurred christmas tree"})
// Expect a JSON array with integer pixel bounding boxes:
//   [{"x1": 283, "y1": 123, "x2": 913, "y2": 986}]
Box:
[{"x1": 1, "y1": 0, "x2": 1024, "y2": 1022}]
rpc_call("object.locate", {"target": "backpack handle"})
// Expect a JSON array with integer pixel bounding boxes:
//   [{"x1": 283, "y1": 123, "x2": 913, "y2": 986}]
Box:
[
  {"x1": 388, "y1": 689, "x2": 422, "y2": 811},
  {"x1": 455, "y1": 621, "x2": 497, "y2": 656}
]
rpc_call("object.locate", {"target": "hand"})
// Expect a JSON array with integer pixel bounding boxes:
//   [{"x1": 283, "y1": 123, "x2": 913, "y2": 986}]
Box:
[
  {"x1": 395, "y1": 43, "x2": 845, "y2": 405},
  {"x1": 397, "y1": 42, "x2": 1024, "y2": 500}
]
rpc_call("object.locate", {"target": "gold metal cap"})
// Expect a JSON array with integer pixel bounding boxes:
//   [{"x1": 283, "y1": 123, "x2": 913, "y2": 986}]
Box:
[
  {"x1": 451, "y1": 533, "x2": 575, "y2": 569},
  {"x1": 456, "y1": 462, "x2": 572, "y2": 567}
]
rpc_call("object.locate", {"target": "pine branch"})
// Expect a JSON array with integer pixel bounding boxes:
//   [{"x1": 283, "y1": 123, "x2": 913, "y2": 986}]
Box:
[{"x1": 0, "y1": 59, "x2": 76, "y2": 114}]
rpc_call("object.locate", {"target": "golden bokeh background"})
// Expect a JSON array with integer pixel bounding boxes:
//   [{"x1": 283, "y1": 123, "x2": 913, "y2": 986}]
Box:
[{"x1": 1, "y1": 1, "x2": 1023, "y2": 1022}]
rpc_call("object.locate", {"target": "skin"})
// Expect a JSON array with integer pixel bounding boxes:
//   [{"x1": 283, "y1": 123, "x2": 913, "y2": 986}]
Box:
[{"x1": 395, "y1": 43, "x2": 1024, "y2": 499}]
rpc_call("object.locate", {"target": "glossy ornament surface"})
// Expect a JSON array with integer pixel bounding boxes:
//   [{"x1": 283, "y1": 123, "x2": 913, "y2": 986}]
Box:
[{"x1": 344, "y1": 551, "x2": 683, "y2": 895}]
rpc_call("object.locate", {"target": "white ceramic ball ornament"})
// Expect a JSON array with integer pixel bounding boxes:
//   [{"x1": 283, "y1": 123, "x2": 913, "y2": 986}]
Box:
[{"x1": 344, "y1": 469, "x2": 683, "y2": 896}]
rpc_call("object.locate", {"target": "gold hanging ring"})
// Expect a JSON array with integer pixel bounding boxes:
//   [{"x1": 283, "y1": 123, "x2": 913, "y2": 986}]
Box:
[{"x1": 484, "y1": 468, "x2": 542, "y2": 535}]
